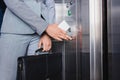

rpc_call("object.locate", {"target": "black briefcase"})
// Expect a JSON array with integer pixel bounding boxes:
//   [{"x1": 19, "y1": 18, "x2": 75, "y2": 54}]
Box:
[{"x1": 16, "y1": 49, "x2": 62, "y2": 80}]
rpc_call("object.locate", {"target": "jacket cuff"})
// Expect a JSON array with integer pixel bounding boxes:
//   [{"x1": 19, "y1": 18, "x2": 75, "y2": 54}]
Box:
[{"x1": 36, "y1": 21, "x2": 49, "y2": 35}]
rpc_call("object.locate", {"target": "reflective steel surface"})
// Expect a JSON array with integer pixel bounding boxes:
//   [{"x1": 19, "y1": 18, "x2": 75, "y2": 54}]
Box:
[
  {"x1": 107, "y1": 0, "x2": 120, "y2": 80},
  {"x1": 54, "y1": 0, "x2": 82, "y2": 80},
  {"x1": 89, "y1": 0, "x2": 103, "y2": 80},
  {"x1": 55, "y1": 0, "x2": 102, "y2": 80}
]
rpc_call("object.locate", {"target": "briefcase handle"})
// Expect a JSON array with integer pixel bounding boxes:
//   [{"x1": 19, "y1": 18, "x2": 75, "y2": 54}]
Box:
[{"x1": 35, "y1": 48, "x2": 52, "y2": 55}]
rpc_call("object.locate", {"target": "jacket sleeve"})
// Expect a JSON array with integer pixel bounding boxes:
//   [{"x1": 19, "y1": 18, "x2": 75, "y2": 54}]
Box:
[
  {"x1": 41, "y1": 0, "x2": 56, "y2": 24},
  {"x1": 4, "y1": 0, "x2": 49, "y2": 35}
]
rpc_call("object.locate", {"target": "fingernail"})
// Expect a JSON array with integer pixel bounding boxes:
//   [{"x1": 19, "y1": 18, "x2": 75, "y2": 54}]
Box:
[
  {"x1": 70, "y1": 37, "x2": 73, "y2": 40},
  {"x1": 38, "y1": 46, "x2": 41, "y2": 49}
]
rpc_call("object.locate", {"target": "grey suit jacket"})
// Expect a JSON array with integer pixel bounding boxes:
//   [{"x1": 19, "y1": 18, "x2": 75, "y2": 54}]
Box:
[{"x1": 1, "y1": 0, "x2": 55, "y2": 35}]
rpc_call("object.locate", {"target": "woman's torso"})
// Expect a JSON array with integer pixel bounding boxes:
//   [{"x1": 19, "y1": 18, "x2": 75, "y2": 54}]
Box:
[{"x1": 1, "y1": 0, "x2": 43, "y2": 34}]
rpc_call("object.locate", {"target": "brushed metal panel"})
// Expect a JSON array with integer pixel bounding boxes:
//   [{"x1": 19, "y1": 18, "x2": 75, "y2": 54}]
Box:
[{"x1": 89, "y1": 0, "x2": 103, "y2": 80}]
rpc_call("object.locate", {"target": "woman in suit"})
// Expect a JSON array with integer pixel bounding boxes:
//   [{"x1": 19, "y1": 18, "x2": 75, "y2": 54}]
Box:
[{"x1": 0, "y1": 0, "x2": 72, "y2": 80}]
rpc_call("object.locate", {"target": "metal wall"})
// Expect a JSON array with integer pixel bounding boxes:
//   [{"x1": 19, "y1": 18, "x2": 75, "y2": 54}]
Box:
[
  {"x1": 54, "y1": 0, "x2": 102, "y2": 80},
  {"x1": 53, "y1": 0, "x2": 120, "y2": 80},
  {"x1": 80, "y1": 0, "x2": 90, "y2": 80},
  {"x1": 108, "y1": 0, "x2": 120, "y2": 80},
  {"x1": 54, "y1": 0, "x2": 82, "y2": 80}
]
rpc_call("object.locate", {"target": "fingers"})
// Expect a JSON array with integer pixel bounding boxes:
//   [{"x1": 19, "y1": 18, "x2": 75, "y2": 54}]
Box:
[
  {"x1": 55, "y1": 30, "x2": 73, "y2": 41},
  {"x1": 57, "y1": 28, "x2": 72, "y2": 40},
  {"x1": 38, "y1": 41, "x2": 42, "y2": 49},
  {"x1": 65, "y1": 35, "x2": 73, "y2": 40},
  {"x1": 46, "y1": 24, "x2": 72, "y2": 41},
  {"x1": 54, "y1": 37, "x2": 63, "y2": 41},
  {"x1": 38, "y1": 42, "x2": 51, "y2": 52},
  {"x1": 38, "y1": 40, "x2": 52, "y2": 52},
  {"x1": 42, "y1": 42, "x2": 51, "y2": 52}
]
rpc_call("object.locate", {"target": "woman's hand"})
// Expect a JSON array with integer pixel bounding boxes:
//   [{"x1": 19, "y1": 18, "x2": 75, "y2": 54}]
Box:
[
  {"x1": 38, "y1": 34, "x2": 52, "y2": 52},
  {"x1": 45, "y1": 24, "x2": 72, "y2": 41}
]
